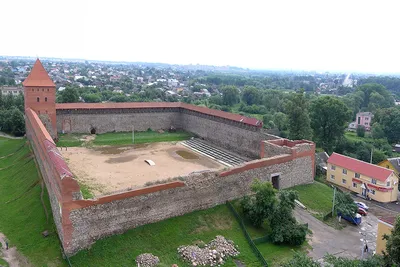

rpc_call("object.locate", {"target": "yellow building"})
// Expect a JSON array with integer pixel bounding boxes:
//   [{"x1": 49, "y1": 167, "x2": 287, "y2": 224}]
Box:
[
  {"x1": 327, "y1": 153, "x2": 398, "y2": 203},
  {"x1": 378, "y1": 158, "x2": 400, "y2": 179},
  {"x1": 376, "y1": 216, "x2": 396, "y2": 255}
]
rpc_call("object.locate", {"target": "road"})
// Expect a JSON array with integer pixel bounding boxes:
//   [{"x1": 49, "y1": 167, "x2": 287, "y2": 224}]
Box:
[{"x1": 294, "y1": 208, "x2": 377, "y2": 261}]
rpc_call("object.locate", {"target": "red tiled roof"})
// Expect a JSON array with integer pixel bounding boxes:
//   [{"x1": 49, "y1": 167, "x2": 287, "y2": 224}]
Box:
[
  {"x1": 327, "y1": 152, "x2": 393, "y2": 182},
  {"x1": 22, "y1": 59, "x2": 55, "y2": 87},
  {"x1": 55, "y1": 102, "x2": 263, "y2": 127},
  {"x1": 379, "y1": 216, "x2": 396, "y2": 226}
]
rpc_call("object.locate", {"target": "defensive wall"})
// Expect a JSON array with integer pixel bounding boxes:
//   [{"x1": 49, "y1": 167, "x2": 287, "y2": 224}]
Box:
[
  {"x1": 25, "y1": 104, "x2": 316, "y2": 256},
  {"x1": 55, "y1": 102, "x2": 269, "y2": 158}
]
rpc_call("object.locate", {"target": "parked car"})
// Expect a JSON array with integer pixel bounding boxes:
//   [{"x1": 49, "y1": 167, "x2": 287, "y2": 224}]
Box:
[
  {"x1": 357, "y1": 207, "x2": 368, "y2": 216},
  {"x1": 338, "y1": 212, "x2": 362, "y2": 225},
  {"x1": 355, "y1": 201, "x2": 369, "y2": 211}
]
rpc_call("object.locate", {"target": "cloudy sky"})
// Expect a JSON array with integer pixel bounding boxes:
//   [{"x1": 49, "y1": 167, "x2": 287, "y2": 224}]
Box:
[{"x1": 1, "y1": 0, "x2": 399, "y2": 72}]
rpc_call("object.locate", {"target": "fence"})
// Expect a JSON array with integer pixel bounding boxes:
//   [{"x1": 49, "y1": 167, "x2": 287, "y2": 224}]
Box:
[{"x1": 226, "y1": 201, "x2": 268, "y2": 267}]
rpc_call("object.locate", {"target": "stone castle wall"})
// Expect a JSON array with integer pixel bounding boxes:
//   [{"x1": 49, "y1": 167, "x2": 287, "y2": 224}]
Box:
[
  {"x1": 56, "y1": 107, "x2": 276, "y2": 158},
  {"x1": 65, "y1": 151, "x2": 314, "y2": 255}
]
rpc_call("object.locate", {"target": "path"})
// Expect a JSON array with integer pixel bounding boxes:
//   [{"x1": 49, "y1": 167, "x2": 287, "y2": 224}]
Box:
[
  {"x1": 0, "y1": 132, "x2": 23, "y2": 140},
  {"x1": 0, "y1": 233, "x2": 29, "y2": 267},
  {"x1": 294, "y1": 208, "x2": 377, "y2": 261}
]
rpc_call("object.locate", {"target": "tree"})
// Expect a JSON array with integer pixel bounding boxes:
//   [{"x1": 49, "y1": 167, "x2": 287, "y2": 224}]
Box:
[
  {"x1": 10, "y1": 108, "x2": 25, "y2": 136},
  {"x1": 241, "y1": 180, "x2": 277, "y2": 227},
  {"x1": 357, "y1": 83, "x2": 394, "y2": 109},
  {"x1": 383, "y1": 216, "x2": 400, "y2": 266},
  {"x1": 281, "y1": 252, "x2": 320, "y2": 267},
  {"x1": 371, "y1": 123, "x2": 385, "y2": 139},
  {"x1": 220, "y1": 86, "x2": 239, "y2": 106},
  {"x1": 335, "y1": 191, "x2": 358, "y2": 217},
  {"x1": 269, "y1": 190, "x2": 307, "y2": 246},
  {"x1": 273, "y1": 112, "x2": 288, "y2": 132},
  {"x1": 324, "y1": 254, "x2": 383, "y2": 267},
  {"x1": 375, "y1": 107, "x2": 400, "y2": 143},
  {"x1": 241, "y1": 86, "x2": 261, "y2": 105},
  {"x1": 286, "y1": 90, "x2": 312, "y2": 140},
  {"x1": 60, "y1": 87, "x2": 79, "y2": 103},
  {"x1": 310, "y1": 96, "x2": 351, "y2": 152},
  {"x1": 356, "y1": 125, "x2": 366, "y2": 138}
]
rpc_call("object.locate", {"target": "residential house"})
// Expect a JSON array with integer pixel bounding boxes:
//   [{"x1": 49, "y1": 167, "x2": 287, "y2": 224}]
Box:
[
  {"x1": 327, "y1": 153, "x2": 398, "y2": 203},
  {"x1": 0, "y1": 86, "x2": 23, "y2": 96},
  {"x1": 348, "y1": 112, "x2": 373, "y2": 131},
  {"x1": 376, "y1": 216, "x2": 396, "y2": 255},
  {"x1": 378, "y1": 158, "x2": 400, "y2": 180}
]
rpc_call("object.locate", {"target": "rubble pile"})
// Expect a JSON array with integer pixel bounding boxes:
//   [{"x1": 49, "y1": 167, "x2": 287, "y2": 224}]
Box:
[
  {"x1": 177, "y1": 235, "x2": 240, "y2": 266},
  {"x1": 136, "y1": 253, "x2": 160, "y2": 267}
]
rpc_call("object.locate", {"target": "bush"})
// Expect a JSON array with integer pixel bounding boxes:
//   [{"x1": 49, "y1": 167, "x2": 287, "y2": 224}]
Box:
[{"x1": 357, "y1": 125, "x2": 366, "y2": 137}]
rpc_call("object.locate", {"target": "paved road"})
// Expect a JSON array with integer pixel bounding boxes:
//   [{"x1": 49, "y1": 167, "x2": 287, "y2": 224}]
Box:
[{"x1": 294, "y1": 208, "x2": 377, "y2": 261}]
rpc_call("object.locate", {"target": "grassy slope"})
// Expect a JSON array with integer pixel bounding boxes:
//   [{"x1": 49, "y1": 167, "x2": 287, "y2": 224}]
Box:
[
  {"x1": 344, "y1": 131, "x2": 372, "y2": 143},
  {"x1": 0, "y1": 137, "x2": 65, "y2": 267},
  {"x1": 70, "y1": 205, "x2": 260, "y2": 267},
  {"x1": 289, "y1": 181, "x2": 333, "y2": 220}
]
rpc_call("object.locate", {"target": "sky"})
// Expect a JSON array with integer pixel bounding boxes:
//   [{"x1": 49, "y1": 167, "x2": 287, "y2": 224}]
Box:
[{"x1": 1, "y1": 0, "x2": 400, "y2": 73}]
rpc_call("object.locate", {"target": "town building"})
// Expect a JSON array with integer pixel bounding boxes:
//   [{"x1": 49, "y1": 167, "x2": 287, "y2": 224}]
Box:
[
  {"x1": 376, "y1": 216, "x2": 396, "y2": 255},
  {"x1": 348, "y1": 112, "x2": 374, "y2": 131},
  {"x1": 378, "y1": 158, "x2": 400, "y2": 179},
  {"x1": 0, "y1": 86, "x2": 23, "y2": 96},
  {"x1": 327, "y1": 153, "x2": 398, "y2": 203}
]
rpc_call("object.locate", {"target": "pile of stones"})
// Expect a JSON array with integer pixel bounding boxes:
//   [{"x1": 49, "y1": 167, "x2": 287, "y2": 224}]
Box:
[
  {"x1": 136, "y1": 253, "x2": 160, "y2": 267},
  {"x1": 177, "y1": 235, "x2": 240, "y2": 266}
]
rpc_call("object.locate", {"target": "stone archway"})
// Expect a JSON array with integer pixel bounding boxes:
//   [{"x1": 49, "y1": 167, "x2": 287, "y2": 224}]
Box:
[{"x1": 90, "y1": 127, "x2": 96, "y2": 135}]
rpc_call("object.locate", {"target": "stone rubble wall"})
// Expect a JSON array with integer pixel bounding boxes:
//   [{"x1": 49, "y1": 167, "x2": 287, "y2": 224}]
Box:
[{"x1": 65, "y1": 153, "x2": 313, "y2": 255}]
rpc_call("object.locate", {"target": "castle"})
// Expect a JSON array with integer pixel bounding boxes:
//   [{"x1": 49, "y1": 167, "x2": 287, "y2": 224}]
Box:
[{"x1": 24, "y1": 59, "x2": 315, "y2": 256}]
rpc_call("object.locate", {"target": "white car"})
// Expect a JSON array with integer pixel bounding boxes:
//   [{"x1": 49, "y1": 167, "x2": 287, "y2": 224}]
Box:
[{"x1": 355, "y1": 201, "x2": 369, "y2": 211}]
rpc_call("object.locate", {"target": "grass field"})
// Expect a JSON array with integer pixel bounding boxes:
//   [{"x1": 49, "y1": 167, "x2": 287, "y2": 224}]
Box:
[
  {"x1": 288, "y1": 181, "x2": 334, "y2": 220},
  {"x1": 0, "y1": 137, "x2": 66, "y2": 267},
  {"x1": 344, "y1": 131, "x2": 372, "y2": 143},
  {"x1": 69, "y1": 205, "x2": 261, "y2": 267},
  {"x1": 57, "y1": 130, "x2": 194, "y2": 147}
]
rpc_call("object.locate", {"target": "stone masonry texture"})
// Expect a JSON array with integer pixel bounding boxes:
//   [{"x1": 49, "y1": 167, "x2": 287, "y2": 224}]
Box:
[{"x1": 67, "y1": 155, "x2": 313, "y2": 255}]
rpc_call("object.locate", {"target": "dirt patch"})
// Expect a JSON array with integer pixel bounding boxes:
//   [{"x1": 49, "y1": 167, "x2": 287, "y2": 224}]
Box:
[
  {"x1": 176, "y1": 150, "x2": 199, "y2": 159},
  {"x1": 61, "y1": 142, "x2": 224, "y2": 196},
  {"x1": 0, "y1": 233, "x2": 32, "y2": 267}
]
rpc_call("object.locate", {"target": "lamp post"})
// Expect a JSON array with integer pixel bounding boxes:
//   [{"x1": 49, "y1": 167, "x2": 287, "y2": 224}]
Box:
[{"x1": 332, "y1": 185, "x2": 336, "y2": 216}]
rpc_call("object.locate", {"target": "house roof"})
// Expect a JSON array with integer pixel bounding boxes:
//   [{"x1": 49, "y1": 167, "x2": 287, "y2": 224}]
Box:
[
  {"x1": 379, "y1": 216, "x2": 396, "y2": 226},
  {"x1": 327, "y1": 152, "x2": 393, "y2": 182},
  {"x1": 388, "y1": 158, "x2": 400, "y2": 173},
  {"x1": 22, "y1": 59, "x2": 55, "y2": 87},
  {"x1": 55, "y1": 102, "x2": 263, "y2": 127}
]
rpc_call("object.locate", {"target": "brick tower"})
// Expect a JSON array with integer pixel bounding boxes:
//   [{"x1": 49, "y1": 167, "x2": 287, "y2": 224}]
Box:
[{"x1": 23, "y1": 59, "x2": 57, "y2": 138}]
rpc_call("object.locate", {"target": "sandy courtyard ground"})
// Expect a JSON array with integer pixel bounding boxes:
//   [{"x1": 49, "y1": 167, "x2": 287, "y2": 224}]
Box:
[{"x1": 60, "y1": 142, "x2": 224, "y2": 197}]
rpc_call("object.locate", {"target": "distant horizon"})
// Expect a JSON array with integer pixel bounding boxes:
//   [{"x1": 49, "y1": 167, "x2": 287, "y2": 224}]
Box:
[{"x1": 2, "y1": 54, "x2": 400, "y2": 76}]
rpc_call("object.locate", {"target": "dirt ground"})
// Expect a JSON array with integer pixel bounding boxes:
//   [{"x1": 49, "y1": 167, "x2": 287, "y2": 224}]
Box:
[
  {"x1": 61, "y1": 142, "x2": 224, "y2": 197},
  {"x1": 0, "y1": 233, "x2": 31, "y2": 267}
]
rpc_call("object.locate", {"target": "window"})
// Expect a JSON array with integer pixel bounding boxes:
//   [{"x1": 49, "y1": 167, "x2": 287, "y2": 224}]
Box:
[
  {"x1": 342, "y1": 179, "x2": 346, "y2": 184},
  {"x1": 343, "y1": 169, "x2": 347, "y2": 175},
  {"x1": 37, "y1": 88, "x2": 39, "y2": 91},
  {"x1": 365, "y1": 122, "x2": 369, "y2": 125},
  {"x1": 45, "y1": 110, "x2": 48, "y2": 114},
  {"x1": 371, "y1": 190, "x2": 376, "y2": 195},
  {"x1": 387, "y1": 181, "x2": 391, "y2": 187},
  {"x1": 45, "y1": 97, "x2": 48, "y2": 102},
  {"x1": 36, "y1": 97, "x2": 40, "y2": 102},
  {"x1": 331, "y1": 165, "x2": 336, "y2": 170},
  {"x1": 353, "y1": 183, "x2": 357, "y2": 188},
  {"x1": 366, "y1": 117, "x2": 369, "y2": 121},
  {"x1": 355, "y1": 173, "x2": 360, "y2": 178},
  {"x1": 32, "y1": 89, "x2": 34, "y2": 91},
  {"x1": 358, "y1": 117, "x2": 361, "y2": 124},
  {"x1": 47, "y1": 88, "x2": 49, "y2": 92},
  {"x1": 372, "y1": 179, "x2": 377, "y2": 184},
  {"x1": 330, "y1": 174, "x2": 335, "y2": 180},
  {"x1": 42, "y1": 88, "x2": 44, "y2": 91}
]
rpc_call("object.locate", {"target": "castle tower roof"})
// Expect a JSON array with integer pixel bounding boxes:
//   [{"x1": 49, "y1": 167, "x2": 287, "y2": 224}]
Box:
[{"x1": 23, "y1": 59, "x2": 55, "y2": 87}]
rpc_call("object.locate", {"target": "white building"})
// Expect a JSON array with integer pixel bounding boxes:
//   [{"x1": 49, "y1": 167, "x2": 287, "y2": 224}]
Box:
[{"x1": 0, "y1": 86, "x2": 23, "y2": 96}]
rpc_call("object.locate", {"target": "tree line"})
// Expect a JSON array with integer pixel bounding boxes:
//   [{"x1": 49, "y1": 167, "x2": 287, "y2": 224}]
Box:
[{"x1": 0, "y1": 93, "x2": 25, "y2": 136}]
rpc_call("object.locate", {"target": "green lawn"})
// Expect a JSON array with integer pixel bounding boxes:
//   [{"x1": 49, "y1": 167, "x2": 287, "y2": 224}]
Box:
[
  {"x1": 0, "y1": 137, "x2": 66, "y2": 266},
  {"x1": 257, "y1": 242, "x2": 309, "y2": 267},
  {"x1": 57, "y1": 130, "x2": 194, "y2": 147},
  {"x1": 288, "y1": 181, "x2": 334, "y2": 220},
  {"x1": 344, "y1": 131, "x2": 372, "y2": 143},
  {"x1": 70, "y1": 205, "x2": 260, "y2": 267}
]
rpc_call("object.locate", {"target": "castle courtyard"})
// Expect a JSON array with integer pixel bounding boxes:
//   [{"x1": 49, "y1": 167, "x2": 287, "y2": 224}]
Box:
[{"x1": 61, "y1": 142, "x2": 224, "y2": 197}]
